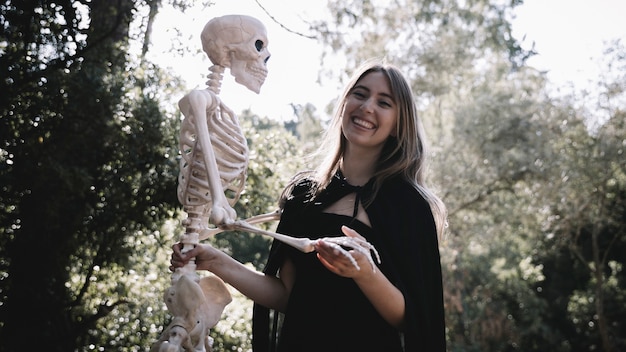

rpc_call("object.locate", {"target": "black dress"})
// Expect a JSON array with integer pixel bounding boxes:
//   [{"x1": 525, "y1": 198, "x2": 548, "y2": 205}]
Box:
[{"x1": 253, "y1": 173, "x2": 446, "y2": 352}]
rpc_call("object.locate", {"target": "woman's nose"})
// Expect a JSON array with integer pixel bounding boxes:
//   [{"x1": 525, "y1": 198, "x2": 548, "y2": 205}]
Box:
[{"x1": 360, "y1": 98, "x2": 374, "y2": 113}]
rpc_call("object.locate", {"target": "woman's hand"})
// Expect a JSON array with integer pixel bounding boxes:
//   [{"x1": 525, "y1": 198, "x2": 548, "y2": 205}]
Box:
[
  {"x1": 169, "y1": 242, "x2": 221, "y2": 272},
  {"x1": 314, "y1": 225, "x2": 376, "y2": 280}
]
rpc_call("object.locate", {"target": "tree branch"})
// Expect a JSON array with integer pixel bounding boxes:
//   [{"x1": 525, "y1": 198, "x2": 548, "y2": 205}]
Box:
[{"x1": 253, "y1": 0, "x2": 317, "y2": 39}]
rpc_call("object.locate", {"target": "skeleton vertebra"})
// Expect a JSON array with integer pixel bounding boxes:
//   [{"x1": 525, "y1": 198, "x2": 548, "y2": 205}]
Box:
[{"x1": 154, "y1": 14, "x2": 381, "y2": 352}]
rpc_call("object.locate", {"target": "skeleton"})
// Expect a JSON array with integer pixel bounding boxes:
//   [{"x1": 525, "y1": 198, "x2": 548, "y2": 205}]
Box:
[{"x1": 154, "y1": 15, "x2": 380, "y2": 352}]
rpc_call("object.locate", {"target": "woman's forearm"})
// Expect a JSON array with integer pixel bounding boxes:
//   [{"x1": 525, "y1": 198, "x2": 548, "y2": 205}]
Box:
[
  {"x1": 354, "y1": 270, "x2": 405, "y2": 328},
  {"x1": 206, "y1": 250, "x2": 291, "y2": 311}
]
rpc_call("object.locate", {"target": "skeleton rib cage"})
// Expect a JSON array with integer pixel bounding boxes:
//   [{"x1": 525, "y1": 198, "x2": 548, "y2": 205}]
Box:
[{"x1": 177, "y1": 102, "x2": 248, "y2": 211}]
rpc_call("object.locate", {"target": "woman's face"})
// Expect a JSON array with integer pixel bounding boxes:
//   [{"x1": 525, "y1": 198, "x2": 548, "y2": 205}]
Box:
[{"x1": 341, "y1": 70, "x2": 398, "y2": 152}]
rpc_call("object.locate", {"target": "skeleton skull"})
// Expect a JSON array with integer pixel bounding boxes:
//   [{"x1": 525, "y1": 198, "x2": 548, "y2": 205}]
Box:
[{"x1": 201, "y1": 15, "x2": 270, "y2": 93}]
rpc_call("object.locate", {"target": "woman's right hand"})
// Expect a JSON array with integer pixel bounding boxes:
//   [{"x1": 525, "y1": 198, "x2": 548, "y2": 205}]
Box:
[
  {"x1": 171, "y1": 240, "x2": 294, "y2": 312},
  {"x1": 169, "y1": 242, "x2": 221, "y2": 272}
]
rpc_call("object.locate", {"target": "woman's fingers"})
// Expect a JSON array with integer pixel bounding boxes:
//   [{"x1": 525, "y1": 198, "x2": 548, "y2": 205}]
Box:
[
  {"x1": 170, "y1": 242, "x2": 196, "y2": 267},
  {"x1": 315, "y1": 239, "x2": 363, "y2": 277},
  {"x1": 341, "y1": 225, "x2": 365, "y2": 240}
]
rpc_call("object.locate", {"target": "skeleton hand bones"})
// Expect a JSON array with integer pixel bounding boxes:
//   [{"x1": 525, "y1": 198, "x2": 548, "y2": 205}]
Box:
[{"x1": 314, "y1": 226, "x2": 381, "y2": 273}]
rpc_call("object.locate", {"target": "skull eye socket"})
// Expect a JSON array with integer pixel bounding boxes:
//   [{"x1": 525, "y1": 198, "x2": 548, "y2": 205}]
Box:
[{"x1": 255, "y1": 40, "x2": 264, "y2": 52}]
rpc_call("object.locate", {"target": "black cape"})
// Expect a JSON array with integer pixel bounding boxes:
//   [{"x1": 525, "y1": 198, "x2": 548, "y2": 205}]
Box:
[{"x1": 252, "y1": 174, "x2": 446, "y2": 351}]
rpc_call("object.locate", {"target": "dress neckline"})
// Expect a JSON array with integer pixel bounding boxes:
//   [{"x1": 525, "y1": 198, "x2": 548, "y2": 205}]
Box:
[{"x1": 330, "y1": 170, "x2": 374, "y2": 221}]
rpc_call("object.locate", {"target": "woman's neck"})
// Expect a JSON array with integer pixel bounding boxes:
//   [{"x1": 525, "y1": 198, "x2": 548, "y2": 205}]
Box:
[{"x1": 340, "y1": 148, "x2": 379, "y2": 186}]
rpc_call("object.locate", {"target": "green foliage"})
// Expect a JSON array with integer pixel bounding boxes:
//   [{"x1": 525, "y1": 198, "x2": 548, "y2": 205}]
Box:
[
  {"x1": 531, "y1": 62, "x2": 626, "y2": 351},
  {"x1": 438, "y1": 33, "x2": 625, "y2": 352},
  {"x1": 441, "y1": 38, "x2": 626, "y2": 352}
]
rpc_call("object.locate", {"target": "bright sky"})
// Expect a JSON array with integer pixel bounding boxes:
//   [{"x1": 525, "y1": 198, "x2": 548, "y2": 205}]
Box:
[
  {"x1": 512, "y1": 0, "x2": 626, "y2": 92},
  {"x1": 151, "y1": 0, "x2": 626, "y2": 120}
]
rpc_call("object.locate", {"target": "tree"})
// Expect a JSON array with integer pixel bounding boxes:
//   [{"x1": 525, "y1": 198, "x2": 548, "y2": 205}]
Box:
[
  {"x1": 0, "y1": 1, "x2": 180, "y2": 350},
  {"x1": 527, "y1": 41, "x2": 626, "y2": 352}
]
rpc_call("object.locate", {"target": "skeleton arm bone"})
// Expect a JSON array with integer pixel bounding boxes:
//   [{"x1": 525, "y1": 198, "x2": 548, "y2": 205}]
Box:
[
  {"x1": 198, "y1": 210, "x2": 381, "y2": 271},
  {"x1": 198, "y1": 209, "x2": 282, "y2": 240},
  {"x1": 197, "y1": 208, "x2": 315, "y2": 252}
]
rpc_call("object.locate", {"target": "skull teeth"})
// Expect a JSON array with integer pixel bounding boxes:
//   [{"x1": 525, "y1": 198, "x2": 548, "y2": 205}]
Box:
[{"x1": 247, "y1": 65, "x2": 267, "y2": 82}]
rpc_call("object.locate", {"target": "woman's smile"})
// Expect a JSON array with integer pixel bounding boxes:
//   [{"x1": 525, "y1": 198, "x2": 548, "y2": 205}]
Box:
[{"x1": 352, "y1": 117, "x2": 376, "y2": 130}]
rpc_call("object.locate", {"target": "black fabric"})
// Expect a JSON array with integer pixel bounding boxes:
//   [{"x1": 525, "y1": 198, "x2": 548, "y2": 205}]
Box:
[{"x1": 252, "y1": 174, "x2": 446, "y2": 351}]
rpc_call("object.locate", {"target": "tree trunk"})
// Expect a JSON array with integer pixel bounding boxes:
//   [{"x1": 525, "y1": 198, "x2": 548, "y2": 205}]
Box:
[{"x1": 592, "y1": 227, "x2": 613, "y2": 352}]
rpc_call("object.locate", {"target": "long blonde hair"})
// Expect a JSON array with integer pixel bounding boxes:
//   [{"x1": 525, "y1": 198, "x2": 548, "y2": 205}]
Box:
[{"x1": 286, "y1": 59, "x2": 447, "y2": 239}]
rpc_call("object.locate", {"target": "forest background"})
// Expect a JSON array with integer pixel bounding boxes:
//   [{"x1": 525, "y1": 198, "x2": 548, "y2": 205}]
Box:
[{"x1": 1, "y1": 1, "x2": 625, "y2": 351}]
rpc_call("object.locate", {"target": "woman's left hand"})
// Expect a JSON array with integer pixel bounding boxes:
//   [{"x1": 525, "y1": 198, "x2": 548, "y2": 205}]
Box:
[{"x1": 314, "y1": 225, "x2": 375, "y2": 279}]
